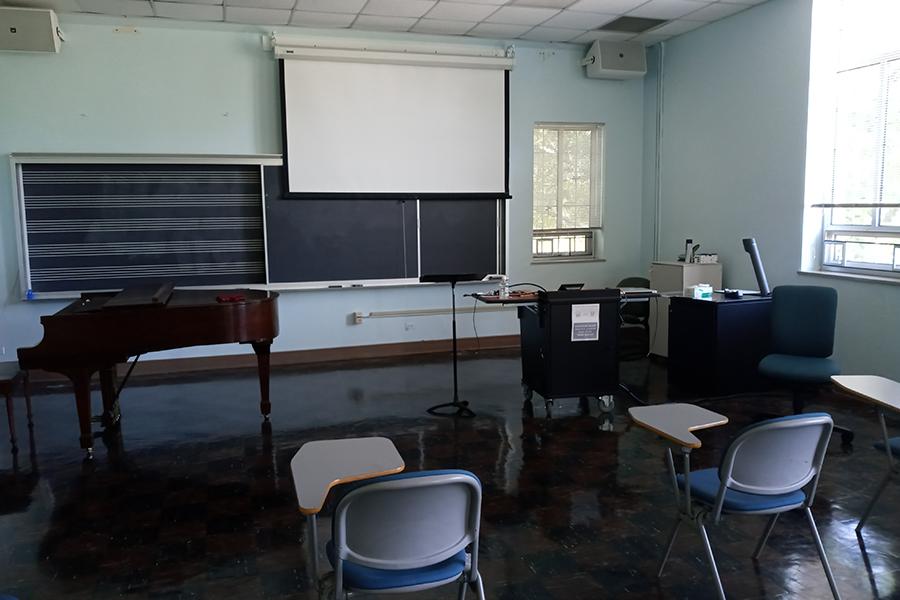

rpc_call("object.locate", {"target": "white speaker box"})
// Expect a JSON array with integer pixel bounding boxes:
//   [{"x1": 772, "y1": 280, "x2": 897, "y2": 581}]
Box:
[
  {"x1": 0, "y1": 7, "x2": 62, "y2": 53},
  {"x1": 583, "y1": 41, "x2": 646, "y2": 80}
]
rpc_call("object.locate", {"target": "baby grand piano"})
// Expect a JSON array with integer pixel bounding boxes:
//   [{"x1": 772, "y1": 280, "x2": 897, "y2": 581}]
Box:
[{"x1": 18, "y1": 284, "x2": 279, "y2": 459}]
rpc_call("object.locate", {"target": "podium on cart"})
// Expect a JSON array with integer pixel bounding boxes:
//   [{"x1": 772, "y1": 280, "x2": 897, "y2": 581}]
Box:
[{"x1": 517, "y1": 289, "x2": 620, "y2": 416}]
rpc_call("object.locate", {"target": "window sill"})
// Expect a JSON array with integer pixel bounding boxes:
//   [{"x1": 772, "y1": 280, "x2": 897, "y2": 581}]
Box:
[
  {"x1": 531, "y1": 257, "x2": 606, "y2": 265},
  {"x1": 797, "y1": 269, "x2": 900, "y2": 287}
]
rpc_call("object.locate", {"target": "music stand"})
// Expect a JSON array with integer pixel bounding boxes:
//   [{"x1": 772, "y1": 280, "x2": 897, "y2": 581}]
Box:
[{"x1": 419, "y1": 273, "x2": 486, "y2": 418}]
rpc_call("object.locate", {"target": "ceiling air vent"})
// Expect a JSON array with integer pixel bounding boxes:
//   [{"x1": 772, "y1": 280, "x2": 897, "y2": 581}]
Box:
[{"x1": 597, "y1": 16, "x2": 667, "y2": 33}]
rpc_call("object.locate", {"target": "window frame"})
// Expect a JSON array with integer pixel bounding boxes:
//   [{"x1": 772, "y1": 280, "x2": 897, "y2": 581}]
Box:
[
  {"x1": 818, "y1": 48, "x2": 900, "y2": 278},
  {"x1": 531, "y1": 122, "x2": 605, "y2": 262}
]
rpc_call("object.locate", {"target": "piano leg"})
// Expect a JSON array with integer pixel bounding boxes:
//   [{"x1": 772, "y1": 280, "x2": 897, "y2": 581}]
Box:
[
  {"x1": 251, "y1": 340, "x2": 272, "y2": 419},
  {"x1": 99, "y1": 367, "x2": 121, "y2": 428},
  {"x1": 67, "y1": 369, "x2": 96, "y2": 460}
]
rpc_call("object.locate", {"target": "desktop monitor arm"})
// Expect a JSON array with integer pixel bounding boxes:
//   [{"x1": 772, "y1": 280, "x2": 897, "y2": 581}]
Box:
[{"x1": 742, "y1": 238, "x2": 771, "y2": 296}]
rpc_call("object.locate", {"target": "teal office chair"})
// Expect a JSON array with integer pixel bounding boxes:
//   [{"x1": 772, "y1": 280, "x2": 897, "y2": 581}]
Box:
[
  {"x1": 757, "y1": 285, "x2": 853, "y2": 444},
  {"x1": 660, "y1": 414, "x2": 840, "y2": 600},
  {"x1": 321, "y1": 469, "x2": 486, "y2": 600}
]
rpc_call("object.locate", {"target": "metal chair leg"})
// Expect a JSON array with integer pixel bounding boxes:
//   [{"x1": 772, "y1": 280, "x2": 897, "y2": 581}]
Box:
[
  {"x1": 805, "y1": 507, "x2": 841, "y2": 600},
  {"x1": 471, "y1": 571, "x2": 486, "y2": 600},
  {"x1": 658, "y1": 519, "x2": 683, "y2": 577},
  {"x1": 856, "y1": 468, "x2": 893, "y2": 532},
  {"x1": 457, "y1": 574, "x2": 468, "y2": 600},
  {"x1": 752, "y1": 514, "x2": 779, "y2": 559},
  {"x1": 698, "y1": 523, "x2": 726, "y2": 600}
]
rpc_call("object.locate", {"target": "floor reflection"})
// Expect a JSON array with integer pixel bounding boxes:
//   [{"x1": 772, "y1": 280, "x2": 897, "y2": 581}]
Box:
[{"x1": 0, "y1": 351, "x2": 896, "y2": 599}]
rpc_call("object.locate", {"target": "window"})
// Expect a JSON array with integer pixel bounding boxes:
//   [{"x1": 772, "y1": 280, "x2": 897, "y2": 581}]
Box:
[
  {"x1": 812, "y1": 1, "x2": 900, "y2": 276},
  {"x1": 532, "y1": 123, "x2": 603, "y2": 260}
]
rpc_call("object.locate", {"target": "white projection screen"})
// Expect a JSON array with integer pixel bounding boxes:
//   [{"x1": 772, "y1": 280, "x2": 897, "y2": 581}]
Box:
[{"x1": 281, "y1": 59, "x2": 507, "y2": 196}]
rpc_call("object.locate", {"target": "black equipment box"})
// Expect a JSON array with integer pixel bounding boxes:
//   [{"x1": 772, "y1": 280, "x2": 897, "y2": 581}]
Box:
[{"x1": 518, "y1": 289, "x2": 620, "y2": 403}]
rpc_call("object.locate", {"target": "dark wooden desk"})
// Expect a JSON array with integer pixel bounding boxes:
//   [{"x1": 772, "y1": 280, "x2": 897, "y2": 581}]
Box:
[{"x1": 668, "y1": 294, "x2": 772, "y2": 394}]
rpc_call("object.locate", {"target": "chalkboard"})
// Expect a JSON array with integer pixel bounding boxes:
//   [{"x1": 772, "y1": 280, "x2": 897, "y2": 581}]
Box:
[
  {"x1": 264, "y1": 166, "x2": 505, "y2": 284},
  {"x1": 19, "y1": 162, "x2": 266, "y2": 294},
  {"x1": 419, "y1": 199, "x2": 501, "y2": 276},
  {"x1": 264, "y1": 166, "x2": 418, "y2": 283}
]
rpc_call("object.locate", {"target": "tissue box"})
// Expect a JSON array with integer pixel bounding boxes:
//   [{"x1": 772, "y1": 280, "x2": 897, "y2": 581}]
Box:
[{"x1": 685, "y1": 284, "x2": 713, "y2": 299}]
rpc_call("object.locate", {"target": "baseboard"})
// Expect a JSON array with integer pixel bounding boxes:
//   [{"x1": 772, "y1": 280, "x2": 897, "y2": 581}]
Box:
[{"x1": 26, "y1": 334, "x2": 521, "y2": 382}]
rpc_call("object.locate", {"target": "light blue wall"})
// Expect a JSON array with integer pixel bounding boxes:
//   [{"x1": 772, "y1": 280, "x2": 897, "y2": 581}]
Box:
[
  {"x1": 652, "y1": 0, "x2": 900, "y2": 379},
  {"x1": 0, "y1": 16, "x2": 645, "y2": 361}
]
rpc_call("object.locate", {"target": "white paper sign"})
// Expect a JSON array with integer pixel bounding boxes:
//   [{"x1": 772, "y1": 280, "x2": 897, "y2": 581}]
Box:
[{"x1": 571, "y1": 303, "x2": 600, "y2": 342}]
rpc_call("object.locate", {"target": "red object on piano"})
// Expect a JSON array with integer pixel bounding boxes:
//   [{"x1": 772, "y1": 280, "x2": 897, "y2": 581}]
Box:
[{"x1": 217, "y1": 293, "x2": 246, "y2": 303}]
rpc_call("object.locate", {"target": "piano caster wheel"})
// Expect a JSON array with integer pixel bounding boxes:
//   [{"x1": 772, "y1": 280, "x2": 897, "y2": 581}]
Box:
[
  {"x1": 599, "y1": 396, "x2": 615, "y2": 413},
  {"x1": 84, "y1": 448, "x2": 94, "y2": 461}
]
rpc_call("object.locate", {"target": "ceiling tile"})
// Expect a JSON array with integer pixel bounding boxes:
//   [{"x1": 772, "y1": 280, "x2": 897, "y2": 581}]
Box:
[
  {"x1": 362, "y1": 0, "x2": 436, "y2": 18},
  {"x1": 519, "y1": 25, "x2": 582, "y2": 41},
  {"x1": 684, "y1": 1, "x2": 746, "y2": 21},
  {"x1": 467, "y1": 22, "x2": 531, "y2": 37},
  {"x1": 424, "y1": 1, "x2": 498, "y2": 21},
  {"x1": 510, "y1": 0, "x2": 576, "y2": 7},
  {"x1": 627, "y1": 0, "x2": 710, "y2": 20},
  {"x1": 543, "y1": 9, "x2": 614, "y2": 28},
  {"x1": 485, "y1": 5, "x2": 558, "y2": 25},
  {"x1": 225, "y1": 5, "x2": 290, "y2": 24},
  {"x1": 154, "y1": 1, "x2": 222, "y2": 19},
  {"x1": 160, "y1": 0, "x2": 221, "y2": 5},
  {"x1": 411, "y1": 17, "x2": 476, "y2": 33},
  {"x1": 76, "y1": 0, "x2": 153, "y2": 17},
  {"x1": 631, "y1": 31, "x2": 671, "y2": 44},
  {"x1": 0, "y1": 0, "x2": 81, "y2": 12},
  {"x1": 572, "y1": 29, "x2": 634, "y2": 42},
  {"x1": 289, "y1": 10, "x2": 356, "y2": 27},
  {"x1": 4, "y1": 0, "x2": 82, "y2": 11},
  {"x1": 352, "y1": 14, "x2": 417, "y2": 30},
  {"x1": 442, "y1": 0, "x2": 506, "y2": 4},
  {"x1": 568, "y1": 0, "x2": 645, "y2": 12},
  {"x1": 647, "y1": 18, "x2": 704, "y2": 35},
  {"x1": 295, "y1": 0, "x2": 365, "y2": 13},
  {"x1": 226, "y1": 0, "x2": 293, "y2": 9},
  {"x1": 719, "y1": 0, "x2": 765, "y2": 4}
]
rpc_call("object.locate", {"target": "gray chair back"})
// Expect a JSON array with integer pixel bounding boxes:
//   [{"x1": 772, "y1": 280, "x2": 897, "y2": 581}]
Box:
[
  {"x1": 712, "y1": 413, "x2": 833, "y2": 519},
  {"x1": 333, "y1": 471, "x2": 481, "y2": 572}
]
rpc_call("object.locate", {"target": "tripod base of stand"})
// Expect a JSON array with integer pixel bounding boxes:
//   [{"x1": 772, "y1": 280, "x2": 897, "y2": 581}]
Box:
[{"x1": 426, "y1": 400, "x2": 476, "y2": 418}]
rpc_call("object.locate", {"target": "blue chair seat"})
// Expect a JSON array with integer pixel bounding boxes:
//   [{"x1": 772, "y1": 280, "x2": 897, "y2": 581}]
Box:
[
  {"x1": 758, "y1": 354, "x2": 839, "y2": 384},
  {"x1": 326, "y1": 541, "x2": 466, "y2": 590},
  {"x1": 873, "y1": 436, "x2": 900, "y2": 456},
  {"x1": 677, "y1": 468, "x2": 806, "y2": 512}
]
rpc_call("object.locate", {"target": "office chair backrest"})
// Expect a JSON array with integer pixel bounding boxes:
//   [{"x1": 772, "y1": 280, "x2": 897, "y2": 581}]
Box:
[
  {"x1": 716, "y1": 413, "x2": 833, "y2": 507},
  {"x1": 770, "y1": 285, "x2": 837, "y2": 357},
  {"x1": 333, "y1": 470, "x2": 482, "y2": 572},
  {"x1": 617, "y1": 277, "x2": 650, "y2": 319}
]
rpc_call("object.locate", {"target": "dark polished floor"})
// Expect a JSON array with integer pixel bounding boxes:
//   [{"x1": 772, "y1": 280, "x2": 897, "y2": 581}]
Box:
[{"x1": 0, "y1": 348, "x2": 898, "y2": 599}]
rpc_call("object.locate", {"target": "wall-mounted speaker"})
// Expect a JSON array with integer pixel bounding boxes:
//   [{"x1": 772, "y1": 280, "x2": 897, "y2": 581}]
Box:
[
  {"x1": 0, "y1": 7, "x2": 62, "y2": 53},
  {"x1": 583, "y1": 41, "x2": 646, "y2": 80}
]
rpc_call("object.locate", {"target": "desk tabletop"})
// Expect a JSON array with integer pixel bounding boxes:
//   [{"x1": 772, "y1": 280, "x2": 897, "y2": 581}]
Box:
[
  {"x1": 832, "y1": 375, "x2": 900, "y2": 413},
  {"x1": 629, "y1": 403, "x2": 728, "y2": 449},
  {"x1": 290, "y1": 437, "x2": 405, "y2": 515}
]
